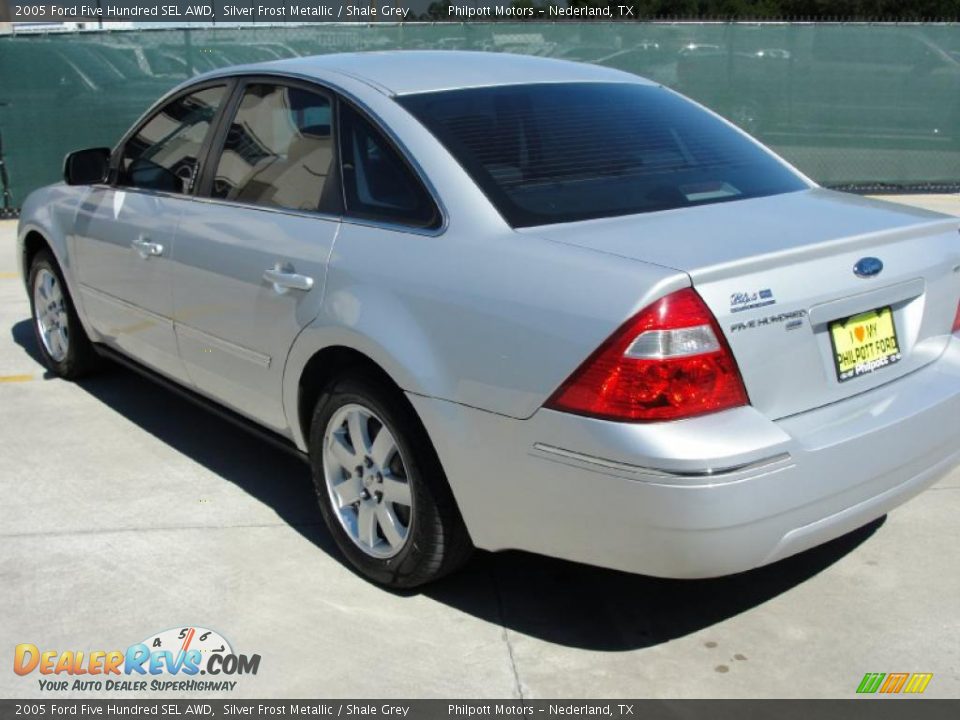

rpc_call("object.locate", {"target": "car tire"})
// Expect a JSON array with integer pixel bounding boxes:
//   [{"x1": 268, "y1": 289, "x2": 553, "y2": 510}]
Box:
[
  {"x1": 308, "y1": 371, "x2": 473, "y2": 588},
  {"x1": 28, "y1": 249, "x2": 101, "y2": 379}
]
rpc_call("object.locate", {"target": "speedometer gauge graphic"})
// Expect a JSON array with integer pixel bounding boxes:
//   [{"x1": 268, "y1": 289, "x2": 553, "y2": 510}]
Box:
[{"x1": 140, "y1": 626, "x2": 233, "y2": 660}]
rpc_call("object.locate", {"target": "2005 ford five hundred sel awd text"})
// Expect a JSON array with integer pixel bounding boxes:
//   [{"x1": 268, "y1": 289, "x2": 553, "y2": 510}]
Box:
[{"x1": 18, "y1": 51, "x2": 960, "y2": 587}]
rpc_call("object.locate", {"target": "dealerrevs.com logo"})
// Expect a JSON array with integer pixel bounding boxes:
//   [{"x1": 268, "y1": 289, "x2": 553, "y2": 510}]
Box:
[{"x1": 14, "y1": 626, "x2": 260, "y2": 692}]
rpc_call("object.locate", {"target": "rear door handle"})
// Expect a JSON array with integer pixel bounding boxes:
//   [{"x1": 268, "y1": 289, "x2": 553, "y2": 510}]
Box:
[
  {"x1": 131, "y1": 237, "x2": 164, "y2": 259},
  {"x1": 263, "y1": 265, "x2": 314, "y2": 292}
]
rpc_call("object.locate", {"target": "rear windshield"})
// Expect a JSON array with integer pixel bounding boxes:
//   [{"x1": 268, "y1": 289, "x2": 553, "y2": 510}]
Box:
[{"x1": 397, "y1": 83, "x2": 807, "y2": 228}]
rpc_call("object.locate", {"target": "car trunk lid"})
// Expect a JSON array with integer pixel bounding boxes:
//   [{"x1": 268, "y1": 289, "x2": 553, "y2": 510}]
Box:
[{"x1": 525, "y1": 188, "x2": 960, "y2": 419}]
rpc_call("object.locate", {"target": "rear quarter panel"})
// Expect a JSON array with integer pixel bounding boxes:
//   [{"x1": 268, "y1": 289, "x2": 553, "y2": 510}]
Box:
[{"x1": 282, "y1": 222, "x2": 687, "y2": 450}]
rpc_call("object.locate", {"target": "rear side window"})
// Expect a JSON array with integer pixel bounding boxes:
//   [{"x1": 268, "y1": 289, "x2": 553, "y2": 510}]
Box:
[
  {"x1": 211, "y1": 83, "x2": 336, "y2": 213},
  {"x1": 338, "y1": 103, "x2": 439, "y2": 229},
  {"x1": 119, "y1": 85, "x2": 225, "y2": 195},
  {"x1": 398, "y1": 83, "x2": 807, "y2": 228}
]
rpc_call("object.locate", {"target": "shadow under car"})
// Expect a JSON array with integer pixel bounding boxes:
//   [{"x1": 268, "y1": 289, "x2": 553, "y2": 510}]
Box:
[{"x1": 11, "y1": 317, "x2": 883, "y2": 651}]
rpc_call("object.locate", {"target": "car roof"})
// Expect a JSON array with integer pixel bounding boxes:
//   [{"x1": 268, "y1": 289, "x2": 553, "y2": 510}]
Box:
[{"x1": 204, "y1": 50, "x2": 653, "y2": 96}]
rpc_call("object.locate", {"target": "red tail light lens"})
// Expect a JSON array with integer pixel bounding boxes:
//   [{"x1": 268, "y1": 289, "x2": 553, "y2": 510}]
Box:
[
  {"x1": 953, "y1": 300, "x2": 960, "y2": 334},
  {"x1": 545, "y1": 288, "x2": 749, "y2": 422}
]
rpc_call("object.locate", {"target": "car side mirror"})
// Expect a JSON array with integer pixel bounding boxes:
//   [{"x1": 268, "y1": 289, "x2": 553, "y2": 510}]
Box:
[{"x1": 63, "y1": 147, "x2": 111, "y2": 185}]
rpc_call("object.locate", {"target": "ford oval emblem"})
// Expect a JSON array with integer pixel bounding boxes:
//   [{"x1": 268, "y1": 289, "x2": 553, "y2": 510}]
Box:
[{"x1": 854, "y1": 257, "x2": 884, "y2": 279}]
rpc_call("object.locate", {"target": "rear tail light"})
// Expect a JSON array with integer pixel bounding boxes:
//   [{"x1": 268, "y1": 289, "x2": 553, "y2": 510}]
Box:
[
  {"x1": 953, "y1": 299, "x2": 960, "y2": 334},
  {"x1": 545, "y1": 288, "x2": 749, "y2": 422}
]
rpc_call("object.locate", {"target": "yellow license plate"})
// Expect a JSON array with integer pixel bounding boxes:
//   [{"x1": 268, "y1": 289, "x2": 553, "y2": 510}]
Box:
[{"x1": 829, "y1": 306, "x2": 902, "y2": 382}]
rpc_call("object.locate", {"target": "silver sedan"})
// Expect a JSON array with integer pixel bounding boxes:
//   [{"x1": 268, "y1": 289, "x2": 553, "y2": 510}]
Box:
[{"x1": 18, "y1": 51, "x2": 960, "y2": 587}]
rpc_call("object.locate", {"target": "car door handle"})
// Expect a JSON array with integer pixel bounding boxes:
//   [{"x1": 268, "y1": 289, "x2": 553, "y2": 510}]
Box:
[
  {"x1": 131, "y1": 238, "x2": 164, "y2": 258},
  {"x1": 263, "y1": 266, "x2": 314, "y2": 292}
]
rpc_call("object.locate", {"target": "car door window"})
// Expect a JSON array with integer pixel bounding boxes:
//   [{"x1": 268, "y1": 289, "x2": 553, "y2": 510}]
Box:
[
  {"x1": 210, "y1": 83, "x2": 336, "y2": 213},
  {"x1": 338, "y1": 103, "x2": 439, "y2": 229},
  {"x1": 118, "y1": 85, "x2": 226, "y2": 195}
]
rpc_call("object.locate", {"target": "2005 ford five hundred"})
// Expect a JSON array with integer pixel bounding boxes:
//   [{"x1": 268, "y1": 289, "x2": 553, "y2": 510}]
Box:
[{"x1": 18, "y1": 51, "x2": 960, "y2": 587}]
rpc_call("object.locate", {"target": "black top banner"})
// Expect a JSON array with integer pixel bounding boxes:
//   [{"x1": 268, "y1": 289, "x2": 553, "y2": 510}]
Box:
[{"x1": 1, "y1": 0, "x2": 654, "y2": 24}]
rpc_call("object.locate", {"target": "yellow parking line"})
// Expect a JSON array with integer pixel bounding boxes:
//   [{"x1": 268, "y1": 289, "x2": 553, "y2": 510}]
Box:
[
  {"x1": 0, "y1": 374, "x2": 34, "y2": 383},
  {"x1": 0, "y1": 272, "x2": 19, "y2": 279}
]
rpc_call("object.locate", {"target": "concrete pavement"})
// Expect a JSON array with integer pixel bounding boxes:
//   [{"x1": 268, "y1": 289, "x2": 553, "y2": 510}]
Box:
[{"x1": 1, "y1": 196, "x2": 958, "y2": 699}]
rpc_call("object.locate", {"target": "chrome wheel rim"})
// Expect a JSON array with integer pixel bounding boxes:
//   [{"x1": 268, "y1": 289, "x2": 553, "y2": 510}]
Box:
[
  {"x1": 33, "y1": 268, "x2": 69, "y2": 363},
  {"x1": 322, "y1": 403, "x2": 413, "y2": 559}
]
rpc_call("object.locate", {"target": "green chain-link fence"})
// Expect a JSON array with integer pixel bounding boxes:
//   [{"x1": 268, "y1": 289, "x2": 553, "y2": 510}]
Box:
[{"x1": 2, "y1": 22, "x2": 959, "y2": 209}]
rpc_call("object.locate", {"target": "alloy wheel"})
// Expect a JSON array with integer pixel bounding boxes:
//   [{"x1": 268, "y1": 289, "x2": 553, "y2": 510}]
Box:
[
  {"x1": 321, "y1": 403, "x2": 414, "y2": 559},
  {"x1": 33, "y1": 268, "x2": 69, "y2": 363}
]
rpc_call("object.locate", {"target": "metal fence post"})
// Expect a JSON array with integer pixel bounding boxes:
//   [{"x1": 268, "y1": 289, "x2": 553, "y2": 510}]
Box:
[{"x1": 0, "y1": 127, "x2": 16, "y2": 218}]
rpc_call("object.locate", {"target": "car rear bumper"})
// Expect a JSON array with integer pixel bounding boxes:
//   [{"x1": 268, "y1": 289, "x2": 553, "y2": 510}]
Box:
[{"x1": 410, "y1": 337, "x2": 960, "y2": 578}]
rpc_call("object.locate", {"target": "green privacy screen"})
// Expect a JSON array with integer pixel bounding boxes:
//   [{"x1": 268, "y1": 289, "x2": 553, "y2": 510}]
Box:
[{"x1": 1, "y1": 22, "x2": 959, "y2": 208}]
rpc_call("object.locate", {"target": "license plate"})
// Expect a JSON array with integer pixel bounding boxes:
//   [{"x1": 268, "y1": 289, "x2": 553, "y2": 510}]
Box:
[{"x1": 829, "y1": 306, "x2": 902, "y2": 382}]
